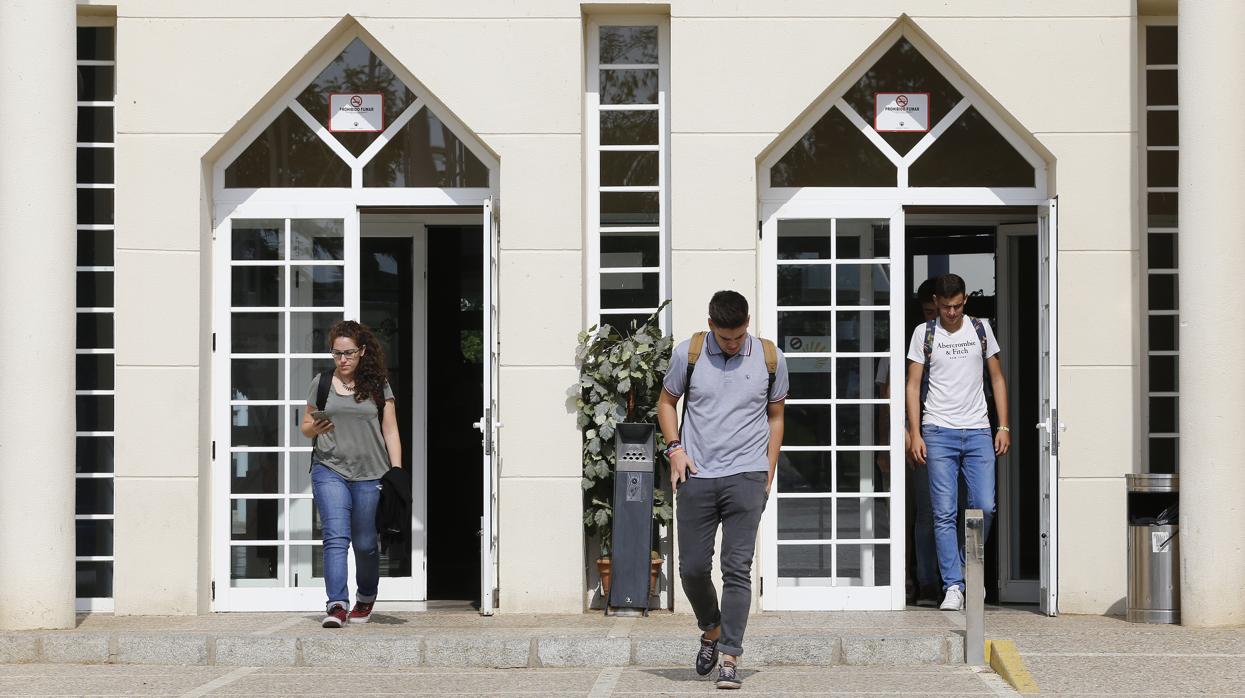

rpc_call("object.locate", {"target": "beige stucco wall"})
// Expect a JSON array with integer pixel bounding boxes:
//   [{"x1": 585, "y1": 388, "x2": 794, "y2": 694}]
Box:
[{"x1": 100, "y1": 0, "x2": 1139, "y2": 615}]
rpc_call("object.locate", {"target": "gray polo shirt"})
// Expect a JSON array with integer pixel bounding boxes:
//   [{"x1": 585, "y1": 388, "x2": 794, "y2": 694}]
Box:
[{"x1": 663, "y1": 333, "x2": 789, "y2": 478}]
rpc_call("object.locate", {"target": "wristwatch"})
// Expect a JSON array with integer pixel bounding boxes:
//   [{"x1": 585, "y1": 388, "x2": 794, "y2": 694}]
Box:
[{"x1": 996, "y1": 425, "x2": 1011, "y2": 433}]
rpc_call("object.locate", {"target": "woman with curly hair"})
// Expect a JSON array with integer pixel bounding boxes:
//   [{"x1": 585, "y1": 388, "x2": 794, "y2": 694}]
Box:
[{"x1": 299, "y1": 320, "x2": 402, "y2": 628}]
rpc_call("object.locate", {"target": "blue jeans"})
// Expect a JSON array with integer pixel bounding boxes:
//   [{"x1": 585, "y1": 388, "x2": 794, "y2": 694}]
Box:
[
  {"x1": 311, "y1": 464, "x2": 381, "y2": 611},
  {"x1": 922, "y1": 425, "x2": 995, "y2": 592}
]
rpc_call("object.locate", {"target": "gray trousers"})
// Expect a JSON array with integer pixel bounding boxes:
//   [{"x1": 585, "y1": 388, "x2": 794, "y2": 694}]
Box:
[{"x1": 676, "y1": 471, "x2": 768, "y2": 657}]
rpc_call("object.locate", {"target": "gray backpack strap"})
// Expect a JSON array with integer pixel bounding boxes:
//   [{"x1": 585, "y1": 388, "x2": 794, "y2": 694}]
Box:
[
  {"x1": 919, "y1": 319, "x2": 936, "y2": 411},
  {"x1": 970, "y1": 316, "x2": 988, "y2": 359}
]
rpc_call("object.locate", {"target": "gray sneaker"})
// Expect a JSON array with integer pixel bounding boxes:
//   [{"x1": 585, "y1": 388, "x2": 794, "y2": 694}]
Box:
[
  {"x1": 716, "y1": 660, "x2": 742, "y2": 690},
  {"x1": 695, "y1": 634, "x2": 720, "y2": 676}
]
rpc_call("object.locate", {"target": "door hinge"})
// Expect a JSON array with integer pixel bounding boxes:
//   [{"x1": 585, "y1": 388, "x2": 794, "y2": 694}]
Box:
[
  {"x1": 211, "y1": 580, "x2": 215, "y2": 601},
  {"x1": 212, "y1": 332, "x2": 216, "y2": 352},
  {"x1": 757, "y1": 220, "x2": 763, "y2": 240},
  {"x1": 211, "y1": 441, "x2": 216, "y2": 461},
  {"x1": 759, "y1": 577, "x2": 764, "y2": 596}
]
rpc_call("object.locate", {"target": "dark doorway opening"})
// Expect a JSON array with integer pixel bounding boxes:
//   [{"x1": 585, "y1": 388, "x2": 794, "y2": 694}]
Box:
[
  {"x1": 425, "y1": 225, "x2": 484, "y2": 602},
  {"x1": 903, "y1": 219, "x2": 1040, "y2": 605},
  {"x1": 360, "y1": 224, "x2": 484, "y2": 603}
]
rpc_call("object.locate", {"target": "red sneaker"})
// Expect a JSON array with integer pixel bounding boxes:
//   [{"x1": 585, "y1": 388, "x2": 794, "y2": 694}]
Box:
[
  {"x1": 348, "y1": 601, "x2": 374, "y2": 623},
  {"x1": 322, "y1": 605, "x2": 348, "y2": 628}
]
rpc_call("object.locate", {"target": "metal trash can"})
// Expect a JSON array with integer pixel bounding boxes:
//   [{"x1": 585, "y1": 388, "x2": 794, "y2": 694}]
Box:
[
  {"x1": 1126, "y1": 473, "x2": 1179, "y2": 624},
  {"x1": 607, "y1": 422, "x2": 656, "y2": 614}
]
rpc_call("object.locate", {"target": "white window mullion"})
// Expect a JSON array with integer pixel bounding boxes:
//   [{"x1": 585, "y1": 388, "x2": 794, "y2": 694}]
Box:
[{"x1": 290, "y1": 101, "x2": 359, "y2": 169}]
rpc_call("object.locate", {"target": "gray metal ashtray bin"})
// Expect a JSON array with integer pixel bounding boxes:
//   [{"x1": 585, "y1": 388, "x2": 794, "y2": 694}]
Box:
[
  {"x1": 608, "y1": 422, "x2": 656, "y2": 614},
  {"x1": 1126, "y1": 473, "x2": 1179, "y2": 624}
]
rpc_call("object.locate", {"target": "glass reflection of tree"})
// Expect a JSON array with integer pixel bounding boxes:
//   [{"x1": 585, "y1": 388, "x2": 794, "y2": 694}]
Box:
[
  {"x1": 225, "y1": 109, "x2": 350, "y2": 187},
  {"x1": 601, "y1": 69, "x2": 657, "y2": 105},
  {"x1": 363, "y1": 110, "x2": 488, "y2": 188},
  {"x1": 771, "y1": 107, "x2": 896, "y2": 187},
  {"x1": 599, "y1": 26, "x2": 657, "y2": 65}
]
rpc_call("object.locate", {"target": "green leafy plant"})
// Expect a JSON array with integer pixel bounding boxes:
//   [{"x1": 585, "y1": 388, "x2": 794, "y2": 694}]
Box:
[{"x1": 577, "y1": 302, "x2": 674, "y2": 559}]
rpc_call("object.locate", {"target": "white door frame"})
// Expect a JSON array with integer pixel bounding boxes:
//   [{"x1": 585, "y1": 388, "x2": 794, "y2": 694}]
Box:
[
  {"x1": 476, "y1": 198, "x2": 500, "y2": 615},
  {"x1": 1037, "y1": 198, "x2": 1060, "y2": 616},
  {"x1": 212, "y1": 204, "x2": 499, "y2": 612}
]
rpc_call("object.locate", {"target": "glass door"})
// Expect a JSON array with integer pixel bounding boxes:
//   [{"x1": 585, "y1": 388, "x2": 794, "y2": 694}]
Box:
[
  {"x1": 760, "y1": 204, "x2": 905, "y2": 610},
  {"x1": 213, "y1": 205, "x2": 421, "y2": 610}
]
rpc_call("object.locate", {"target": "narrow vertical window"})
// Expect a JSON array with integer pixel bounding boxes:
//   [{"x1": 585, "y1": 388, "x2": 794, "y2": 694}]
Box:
[
  {"x1": 1142, "y1": 21, "x2": 1179, "y2": 473},
  {"x1": 75, "y1": 21, "x2": 116, "y2": 611},
  {"x1": 587, "y1": 18, "x2": 669, "y2": 332}
]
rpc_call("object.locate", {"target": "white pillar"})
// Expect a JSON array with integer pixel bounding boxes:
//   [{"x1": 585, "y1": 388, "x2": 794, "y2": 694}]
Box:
[
  {"x1": 0, "y1": 0, "x2": 77, "y2": 629},
  {"x1": 1177, "y1": 0, "x2": 1245, "y2": 627}
]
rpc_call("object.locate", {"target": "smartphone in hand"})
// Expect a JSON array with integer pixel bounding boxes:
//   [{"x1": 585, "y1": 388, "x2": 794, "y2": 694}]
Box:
[{"x1": 311, "y1": 410, "x2": 332, "y2": 422}]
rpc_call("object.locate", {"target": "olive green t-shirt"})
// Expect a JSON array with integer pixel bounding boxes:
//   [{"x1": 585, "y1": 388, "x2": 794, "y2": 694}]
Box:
[{"x1": 307, "y1": 375, "x2": 395, "y2": 481}]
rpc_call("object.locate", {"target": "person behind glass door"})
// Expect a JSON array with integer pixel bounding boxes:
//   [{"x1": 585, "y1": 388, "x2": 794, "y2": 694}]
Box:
[
  {"x1": 300, "y1": 320, "x2": 402, "y2": 628},
  {"x1": 877, "y1": 278, "x2": 941, "y2": 606},
  {"x1": 906, "y1": 279, "x2": 942, "y2": 606}
]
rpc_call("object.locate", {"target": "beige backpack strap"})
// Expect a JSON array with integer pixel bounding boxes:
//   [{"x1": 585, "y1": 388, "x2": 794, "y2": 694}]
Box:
[
  {"x1": 760, "y1": 338, "x2": 778, "y2": 374},
  {"x1": 760, "y1": 338, "x2": 779, "y2": 400},
  {"x1": 687, "y1": 331, "x2": 707, "y2": 367}
]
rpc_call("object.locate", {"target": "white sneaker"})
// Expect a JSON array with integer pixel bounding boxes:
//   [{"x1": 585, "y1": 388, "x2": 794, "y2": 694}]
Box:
[{"x1": 939, "y1": 586, "x2": 965, "y2": 611}]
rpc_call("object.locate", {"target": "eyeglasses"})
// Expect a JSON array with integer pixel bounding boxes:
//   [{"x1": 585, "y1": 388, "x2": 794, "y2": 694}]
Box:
[{"x1": 330, "y1": 348, "x2": 363, "y2": 360}]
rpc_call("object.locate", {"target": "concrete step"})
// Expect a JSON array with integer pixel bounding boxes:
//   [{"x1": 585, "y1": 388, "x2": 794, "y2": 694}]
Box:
[
  {"x1": 1, "y1": 631, "x2": 965, "y2": 668},
  {"x1": 0, "y1": 610, "x2": 968, "y2": 669}
]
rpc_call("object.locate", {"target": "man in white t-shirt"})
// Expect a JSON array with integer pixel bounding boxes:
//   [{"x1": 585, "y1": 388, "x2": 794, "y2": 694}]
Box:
[{"x1": 904, "y1": 273, "x2": 1011, "y2": 611}]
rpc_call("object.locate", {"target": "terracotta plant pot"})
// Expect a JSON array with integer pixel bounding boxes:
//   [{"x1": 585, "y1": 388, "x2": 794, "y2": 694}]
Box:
[
  {"x1": 649, "y1": 557, "x2": 664, "y2": 593},
  {"x1": 596, "y1": 558, "x2": 612, "y2": 598},
  {"x1": 598, "y1": 557, "x2": 664, "y2": 600}
]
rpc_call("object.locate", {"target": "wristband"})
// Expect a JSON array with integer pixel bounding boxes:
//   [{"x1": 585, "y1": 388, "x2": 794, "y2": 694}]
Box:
[{"x1": 662, "y1": 440, "x2": 683, "y2": 458}]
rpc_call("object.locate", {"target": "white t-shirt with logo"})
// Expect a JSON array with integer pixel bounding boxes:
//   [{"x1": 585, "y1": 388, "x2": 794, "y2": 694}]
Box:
[{"x1": 906, "y1": 318, "x2": 1000, "y2": 429}]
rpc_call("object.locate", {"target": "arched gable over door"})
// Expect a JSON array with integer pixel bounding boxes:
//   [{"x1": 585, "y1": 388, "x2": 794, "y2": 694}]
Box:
[{"x1": 759, "y1": 20, "x2": 1050, "y2": 206}]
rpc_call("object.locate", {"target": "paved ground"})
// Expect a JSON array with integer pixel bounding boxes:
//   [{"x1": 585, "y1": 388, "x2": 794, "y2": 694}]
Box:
[
  {"x1": 3, "y1": 606, "x2": 1244, "y2": 694},
  {"x1": 0, "y1": 664, "x2": 1016, "y2": 696},
  {"x1": 987, "y1": 606, "x2": 1245, "y2": 695}
]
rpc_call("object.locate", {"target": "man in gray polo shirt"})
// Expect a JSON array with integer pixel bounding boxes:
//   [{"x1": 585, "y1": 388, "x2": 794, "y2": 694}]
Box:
[{"x1": 657, "y1": 291, "x2": 789, "y2": 689}]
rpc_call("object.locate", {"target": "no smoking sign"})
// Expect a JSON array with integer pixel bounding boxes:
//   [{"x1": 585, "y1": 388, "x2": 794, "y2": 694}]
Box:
[
  {"x1": 329, "y1": 93, "x2": 384, "y2": 132},
  {"x1": 875, "y1": 92, "x2": 930, "y2": 132}
]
